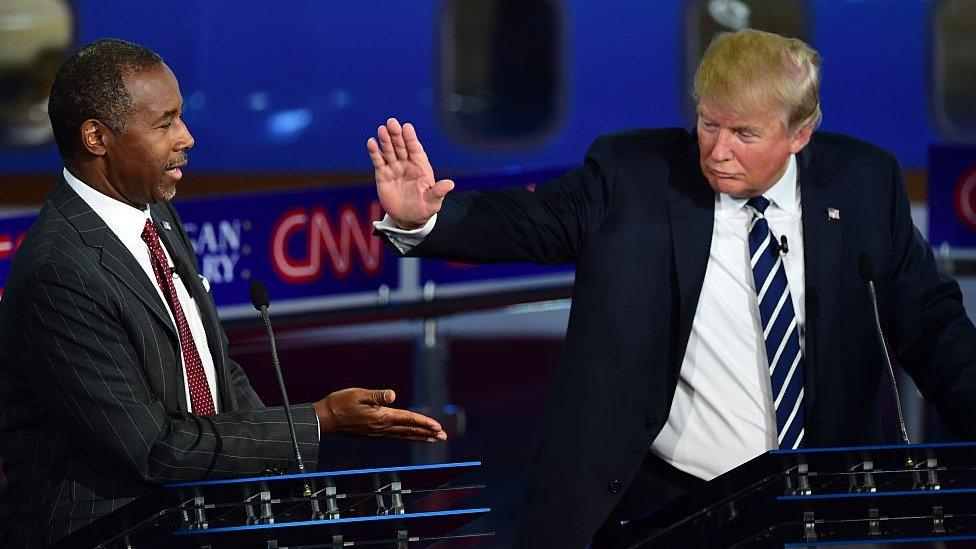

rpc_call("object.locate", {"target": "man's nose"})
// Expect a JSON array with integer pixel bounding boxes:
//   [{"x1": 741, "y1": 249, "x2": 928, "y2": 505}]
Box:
[
  {"x1": 710, "y1": 130, "x2": 734, "y2": 162},
  {"x1": 175, "y1": 117, "x2": 194, "y2": 150}
]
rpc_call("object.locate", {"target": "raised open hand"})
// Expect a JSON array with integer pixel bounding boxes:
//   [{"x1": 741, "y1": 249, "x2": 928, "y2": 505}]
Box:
[
  {"x1": 367, "y1": 118, "x2": 455, "y2": 229},
  {"x1": 314, "y1": 388, "x2": 447, "y2": 443}
]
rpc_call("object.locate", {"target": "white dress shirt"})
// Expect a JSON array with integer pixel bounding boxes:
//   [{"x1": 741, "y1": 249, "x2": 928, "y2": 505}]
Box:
[
  {"x1": 650, "y1": 155, "x2": 805, "y2": 479},
  {"x1": 64, "y1": 168, "x2": 220, "y2": 413},
  {"x1": 373, "y1": 155, "x2": 806, "y2": 480},
  {"x1": 375, "y1": 213, "x2": 438, "y2": 254}
]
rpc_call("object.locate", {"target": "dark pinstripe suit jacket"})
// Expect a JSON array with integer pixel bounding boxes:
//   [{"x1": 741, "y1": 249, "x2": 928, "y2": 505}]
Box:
[{"x1": 0, "y1": 178, "x2": 319, "y2": 548}]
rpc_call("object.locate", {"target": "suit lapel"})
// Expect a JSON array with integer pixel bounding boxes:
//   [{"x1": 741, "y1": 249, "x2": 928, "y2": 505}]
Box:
[
  {"x1": 51, "y1": 179, "x2": 177, "y2": 340},
  {"x1": 798, "y1": 141, "x2": 843, "y2": 423},
  {"x1": 667, "y1": 144, "x2": 716, "y2": 369}
]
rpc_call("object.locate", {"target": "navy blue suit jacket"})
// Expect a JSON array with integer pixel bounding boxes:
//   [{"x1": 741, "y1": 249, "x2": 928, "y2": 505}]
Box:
[{"x1": 404, "y1": 129, "x2": 976, "y2": 547}]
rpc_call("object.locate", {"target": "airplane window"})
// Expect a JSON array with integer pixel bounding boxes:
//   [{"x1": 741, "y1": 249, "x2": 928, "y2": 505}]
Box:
[
  {"x1": 439, "y1": 0, "x2": 562, "y2": 145},
  {"x1": 684, "y1": 0, "x2": 810, "y2": 122},
  {"x1": 0, "y1": 0, "x2": 73, "y2": 148},
  {"x1": 933, "y1": 0, "x2": 976, "y2": 141}
]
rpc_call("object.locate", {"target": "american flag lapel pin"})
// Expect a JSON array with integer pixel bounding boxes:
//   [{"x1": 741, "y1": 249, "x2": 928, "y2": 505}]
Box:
[
  {"x1": 162, "y1": 221, "x2": 172, "y2": 230},
  {"x1": 827, "y1": 207, "x2": 840, "y2": 220}
]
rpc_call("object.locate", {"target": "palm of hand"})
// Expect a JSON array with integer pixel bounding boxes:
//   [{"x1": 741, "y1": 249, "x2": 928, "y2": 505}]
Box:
[
  {"x1": 376, "y1": 156, "x2": 436, "y2": 225},
  {"x1": 361, "y1": 407, "x2": 395, "y2": 437},
  {"x1": 316, "y1": 387, "x2": 445, "y2": 442},
  {"x1": 368, "y1": 119, "x2": 454, "y2": 229}
]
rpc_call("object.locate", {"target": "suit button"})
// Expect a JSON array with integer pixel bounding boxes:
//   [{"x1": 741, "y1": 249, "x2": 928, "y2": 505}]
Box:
[
  {"x1": 608, "y1": 479, "x2": 622, "y2": 494},
  {"x1": 646, "y1": 417, "x2": 659, "y2": 430}
]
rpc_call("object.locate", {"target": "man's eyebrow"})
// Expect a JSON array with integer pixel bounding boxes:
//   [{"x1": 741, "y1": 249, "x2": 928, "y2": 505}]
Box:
[
  {"x1": 152, "y1": 101, "x2": 183, "y2": 125},
  {"x1": 151, "y1": 109, "x2": 178, "y2": 125},
  {"x1": 732, "y1": 124, "x2": 762, "y2": 133}
]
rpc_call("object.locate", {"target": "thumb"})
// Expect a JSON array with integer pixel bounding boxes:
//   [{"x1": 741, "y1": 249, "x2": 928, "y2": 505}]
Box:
[
  {"x1": 432, "y1": 179, "x2": 455, "y2": 199},
  {"x1": 368, "y1": 389, "x2": 396, "y2": 405}
]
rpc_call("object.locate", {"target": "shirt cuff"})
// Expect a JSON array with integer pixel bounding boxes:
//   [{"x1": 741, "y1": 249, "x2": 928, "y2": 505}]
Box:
[{"x1": 372, "y1": 213, "x2": 438, "y2": 254}]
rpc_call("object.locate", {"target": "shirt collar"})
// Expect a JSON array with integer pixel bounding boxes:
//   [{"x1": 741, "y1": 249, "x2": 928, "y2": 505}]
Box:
[
  {"x1": 63, "y1": 167, "x2": 152, "y2": 247},
  {"x1": 716, "y1": 154, "x2": 799, "y2": 217}
]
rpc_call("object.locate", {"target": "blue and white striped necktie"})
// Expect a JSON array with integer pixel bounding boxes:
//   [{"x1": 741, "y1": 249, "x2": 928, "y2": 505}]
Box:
[{"x1": 747, "y1": 196, "x2": 805, "y2": 449}]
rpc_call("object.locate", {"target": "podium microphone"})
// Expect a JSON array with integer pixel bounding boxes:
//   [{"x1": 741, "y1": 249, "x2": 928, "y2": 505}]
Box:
[
  {"x1": 250, "y1": 279, "x2": 313, "y2": 496},
  {"x1": 858, "y1": 252, "x2": 911, "y2": 447}
]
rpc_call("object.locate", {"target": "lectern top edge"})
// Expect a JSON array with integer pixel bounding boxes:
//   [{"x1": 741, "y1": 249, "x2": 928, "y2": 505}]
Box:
[
  {"x1": 171, "y1": 507, "x2": 493, "y2": 536},
  {"x1": 769, "y1": 441, "x2": 976, "y2": 455},
  {"x1": 164, "y1": 460, "x2": 483, "y2": 488}
]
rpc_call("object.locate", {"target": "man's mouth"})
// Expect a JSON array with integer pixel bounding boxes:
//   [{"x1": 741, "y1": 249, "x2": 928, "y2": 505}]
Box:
[
  {"x1": 709, "y1": 168, "x2": 739, "y2": 179},
  {"x1": 165, "y1": 160, "x2": 187, "y2": 180}
]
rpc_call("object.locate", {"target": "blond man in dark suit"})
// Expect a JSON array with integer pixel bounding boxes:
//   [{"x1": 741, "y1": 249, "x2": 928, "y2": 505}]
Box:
[{"x1": 368, "y1": 30, "x2": 976, "y2": 547}]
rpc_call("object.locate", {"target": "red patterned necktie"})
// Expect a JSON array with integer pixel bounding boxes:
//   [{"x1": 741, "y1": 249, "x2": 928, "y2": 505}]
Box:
[{"x1": 141, "y1": 219, "x2": 216, "y2": 415}]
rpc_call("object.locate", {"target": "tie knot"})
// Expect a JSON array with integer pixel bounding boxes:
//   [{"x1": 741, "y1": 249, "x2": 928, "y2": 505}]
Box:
[
  {"x1": 747, "y1": 196, "x2": 771, "y2": 215},
  {"x1": 141, "y1": 218, "x2": 157, "y2": 243}
]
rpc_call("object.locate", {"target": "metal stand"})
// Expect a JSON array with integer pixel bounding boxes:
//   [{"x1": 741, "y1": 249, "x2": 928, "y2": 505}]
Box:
[
  {"x1": 376, "y1": 481, "x2": 405, "y2": 516},
  {"x1": 412, "y1": 282, "x2": 450, "y2": 466},
  {"x1": 180, "y1": 496, "x2": 208, "y2": 530},
  {"x1": 56, "y1": 462, "x2": 491, "y2": 548},
  {"x1": 244, "y1": 491, "x2": 274, "y2": 525}
]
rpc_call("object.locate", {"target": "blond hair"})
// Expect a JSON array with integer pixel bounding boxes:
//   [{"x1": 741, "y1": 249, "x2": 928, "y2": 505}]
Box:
[{"x1": 693, "y1": 29, "x2": 821, "y2": 133}]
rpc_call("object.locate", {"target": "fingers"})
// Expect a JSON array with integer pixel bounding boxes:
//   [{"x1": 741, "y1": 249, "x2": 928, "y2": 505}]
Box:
[
  {"x1": 374, "y1": 119, "x2": 429, "y2": 170},
  {"x1": 381, "y1": 423, "x2": 447, "y2": 440},
  {"x1": 380, "y1": 425, "x2": 448, "y2": 442},
  {"x1": 366, "y1": 138, "x2": 386, "y2": 169},
  {"x1": 377, "y1": 124, "x2": 397, "y2": 164},
  {"x1": 384, "y1": 407, "x2": 444, "y2": 433},
  {"x1": 328, "y1": 386, "x2": 449, "y2": 443},
  {"x1": 386, "y1": 118, "x2": 409, "y2": 161},
  {"x1": 402, "y1": 123, "x2": 427, "y2": 157}
]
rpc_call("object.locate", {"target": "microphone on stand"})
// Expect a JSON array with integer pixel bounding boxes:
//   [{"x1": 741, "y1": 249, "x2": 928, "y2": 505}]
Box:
[
  {"x1": 858, "y1": 252, "x2": 912, "y2": 448},
  {"x1": 249, "y1": 279, "x2": 313, "y2": 496}
]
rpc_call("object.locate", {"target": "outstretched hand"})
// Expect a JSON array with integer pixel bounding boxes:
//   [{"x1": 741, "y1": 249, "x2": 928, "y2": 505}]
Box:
[
  {"x1": 314, "y1": 388, "x2": 447, "y2": 443},
  {"x1": 367, "y1": 118, "x2": 454, "y2": 229}
]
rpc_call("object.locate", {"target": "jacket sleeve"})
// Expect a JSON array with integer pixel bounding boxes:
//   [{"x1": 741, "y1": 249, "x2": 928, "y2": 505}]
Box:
[
  {"x1": 406, "y1": 136, "x2": 618, "y2": 265},
  {"x1": 884, "y1": 153, "x2": 976, "y2": 439},
  {"x1": 13, "y1": 262, "x2": 318, "y2": 481},
  {"x1": 224, "y1": 354, "x2": 266, "y2": 412}
]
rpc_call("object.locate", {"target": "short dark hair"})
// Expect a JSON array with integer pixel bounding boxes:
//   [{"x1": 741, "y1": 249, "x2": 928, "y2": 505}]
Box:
[{"x1": 48, "y1": 38, "x2": 163, "y2": 159}]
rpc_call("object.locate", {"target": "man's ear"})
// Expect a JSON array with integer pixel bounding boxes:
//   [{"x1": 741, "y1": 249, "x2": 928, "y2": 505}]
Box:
[
  {"x1": 788, "y1": 123, "x2": 813, "y2": 155},
  {"x1": 79, "y1": 120, "x2": 110, "y2": 157}
]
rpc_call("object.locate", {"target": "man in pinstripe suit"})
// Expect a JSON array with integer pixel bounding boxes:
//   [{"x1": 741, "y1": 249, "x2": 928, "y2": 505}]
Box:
[{"x1": 0, "y1": 39, "x2": 447, "y2": 547}]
